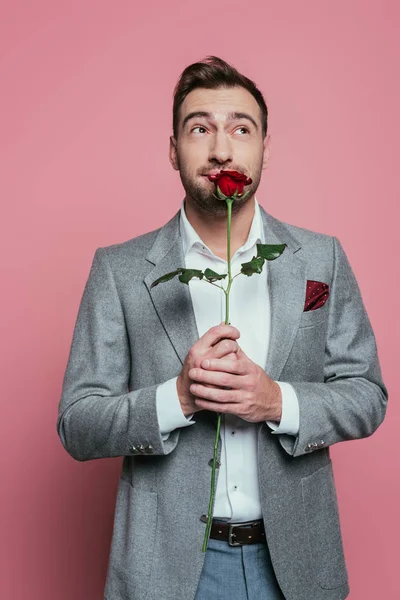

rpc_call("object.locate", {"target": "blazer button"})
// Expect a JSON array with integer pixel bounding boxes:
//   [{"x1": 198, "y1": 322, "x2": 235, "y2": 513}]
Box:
[
  {"x1": 131, "y1": 445, "x2": 137, "y2": 453},
  {"x1": 137, "y1": 444, "x2": 145, "y2": 453},
  {"x1": 208, "y1": 459, "x2": 221, "y2": 468},
  {"x1": 145, "y1": 445, "x2": 154, "y2": 454}
]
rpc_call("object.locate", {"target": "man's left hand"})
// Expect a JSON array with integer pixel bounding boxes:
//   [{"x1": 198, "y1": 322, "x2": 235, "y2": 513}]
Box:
[{"x1": 188, "y1": 347, "x2": 282, "y2": 423}]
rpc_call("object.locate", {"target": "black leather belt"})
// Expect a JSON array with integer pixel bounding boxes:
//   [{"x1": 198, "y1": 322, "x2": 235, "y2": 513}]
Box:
[{"x1": 209, "y1": 519, "x2": 266, "y2": 546}]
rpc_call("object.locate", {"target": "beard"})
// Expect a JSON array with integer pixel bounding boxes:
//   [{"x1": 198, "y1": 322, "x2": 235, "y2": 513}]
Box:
[{"x1": 176, "y1": 155, "x2": 263, "y2": 217}]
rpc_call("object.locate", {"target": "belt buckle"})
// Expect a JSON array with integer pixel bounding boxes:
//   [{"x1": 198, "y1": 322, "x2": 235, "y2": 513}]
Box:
[
  {"x1": 228, "y1": 524, "x2": 242, "y2": 547},
  {"x1": 227, "y1": 520, "x2": 259, "y2": 547}
]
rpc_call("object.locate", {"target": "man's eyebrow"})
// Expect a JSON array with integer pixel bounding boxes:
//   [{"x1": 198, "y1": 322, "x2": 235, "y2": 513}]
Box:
[{"x1": 182, "y1": 111, "x2": 259, "y2": 131}]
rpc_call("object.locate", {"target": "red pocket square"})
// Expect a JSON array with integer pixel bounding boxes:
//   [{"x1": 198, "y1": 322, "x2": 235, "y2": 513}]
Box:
[{"x1": 304, "y1": 280, "x2": 330, "y2": 311}]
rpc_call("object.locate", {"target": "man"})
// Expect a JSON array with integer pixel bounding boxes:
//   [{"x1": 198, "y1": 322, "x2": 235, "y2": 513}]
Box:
[{"x1": 57, "y1": 56, "x2": 388, "y2": 600}]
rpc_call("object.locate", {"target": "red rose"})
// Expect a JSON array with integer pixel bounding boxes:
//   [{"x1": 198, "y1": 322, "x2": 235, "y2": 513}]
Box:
[{"x1": 207, "y1": 170, "x2": 252, "y2": 197}]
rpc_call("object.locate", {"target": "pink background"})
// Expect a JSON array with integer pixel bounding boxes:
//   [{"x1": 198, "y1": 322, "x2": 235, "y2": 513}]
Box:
[{"x1": 1, "y1": 1, "x2": 398, "y2": 598}]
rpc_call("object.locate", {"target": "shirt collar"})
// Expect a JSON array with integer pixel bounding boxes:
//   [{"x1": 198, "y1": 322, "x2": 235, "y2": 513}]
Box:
[{"x1": 179, "y1": 196, "x2": 264, "y2": 258}]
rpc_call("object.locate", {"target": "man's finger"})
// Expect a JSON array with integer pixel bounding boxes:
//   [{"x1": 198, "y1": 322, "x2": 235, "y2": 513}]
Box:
[
  {"x1": 194, "y1": 398, "x2": 239, "y2": 414},
  {"x1": 197, "y1": 324, "x2": 240, "y2": 353},
  {"x1": 223, "y1": 351, "x2": 237, "y2": 360},
  {"x1": 201, "y1": 357, "x2": 247, "y2": 375},
  {"x1": 189, "y1": 368, "x2": 241, "y2": 389},
  {"x1": 211, "y1": 339, "x2": 238, "y2": 359},
  {"x1": 190, "y1": 384, "x2": 240, "y2": 403}
]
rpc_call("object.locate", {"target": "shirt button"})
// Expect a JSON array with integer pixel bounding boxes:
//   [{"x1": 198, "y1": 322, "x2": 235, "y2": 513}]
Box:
[
  {"x1": 231, "y1": 431, "x2": 236, "y2": 436},
  {"x1": 234, "y1": 485, "x2": 238, "y2": 490}
]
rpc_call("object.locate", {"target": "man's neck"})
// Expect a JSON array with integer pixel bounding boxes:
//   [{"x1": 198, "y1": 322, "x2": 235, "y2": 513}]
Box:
[{"x1": 184, "y1": 196, "x2": 256, "y2": 261}]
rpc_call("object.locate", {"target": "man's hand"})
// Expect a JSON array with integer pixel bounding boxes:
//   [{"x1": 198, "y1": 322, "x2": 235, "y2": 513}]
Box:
[
  {"x1": 177, "y1": 324, "x2": 240, "y2": 417},
  {"x1": 188, "y1": 346, "x2": 282, "y2": 423}
]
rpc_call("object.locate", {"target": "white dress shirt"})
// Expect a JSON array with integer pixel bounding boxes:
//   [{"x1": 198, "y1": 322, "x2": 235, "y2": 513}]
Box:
[{"x1": 156, "y1": 197, "x2": 299, "y2": 522}]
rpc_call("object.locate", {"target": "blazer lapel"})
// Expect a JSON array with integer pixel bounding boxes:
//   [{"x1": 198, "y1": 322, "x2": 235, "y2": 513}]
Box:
[
  {"x1": 259, "y1": 206, "x2": 307, "y2": 381},
  {"x1": 144, "y1": 210, "x2": 199, "y2": 365}
]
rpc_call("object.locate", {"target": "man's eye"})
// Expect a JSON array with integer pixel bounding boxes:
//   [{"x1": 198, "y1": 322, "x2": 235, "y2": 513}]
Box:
[{"x1": 190, "y1": 126, "x2": 249, "y2": 134}]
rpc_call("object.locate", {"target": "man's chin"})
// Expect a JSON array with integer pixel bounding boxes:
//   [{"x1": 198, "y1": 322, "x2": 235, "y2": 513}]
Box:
[
  {"x1": 189, "y1": 192, "x2": 228, "y2": 215},
  {"x1": 191, "y1": 194, "x2": 253, "y2": 217}
]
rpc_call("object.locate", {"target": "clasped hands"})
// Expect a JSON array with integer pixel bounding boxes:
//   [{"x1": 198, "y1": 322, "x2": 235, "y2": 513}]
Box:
[{"x1": 177, "y1": 324, "x2": 282, "y2": 424}]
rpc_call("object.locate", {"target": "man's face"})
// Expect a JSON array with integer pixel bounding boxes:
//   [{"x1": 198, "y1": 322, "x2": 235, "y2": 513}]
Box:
[{"x1": 169, "y1": 86, "x2": 270, "y2": 216}]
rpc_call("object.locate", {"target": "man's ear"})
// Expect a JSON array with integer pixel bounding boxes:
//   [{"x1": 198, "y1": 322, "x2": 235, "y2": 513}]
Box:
[
  {"x1": 169, "y1": 136, "x2": 179, "y2": 171},
  {"x1": 262, "y1": 134, "x2": 272, "y2": 170}
]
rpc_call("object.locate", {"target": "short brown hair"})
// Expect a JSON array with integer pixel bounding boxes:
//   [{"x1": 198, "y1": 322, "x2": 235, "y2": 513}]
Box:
[{"x1": 172, "y1": 55, "x2": 268, "y2": 140}]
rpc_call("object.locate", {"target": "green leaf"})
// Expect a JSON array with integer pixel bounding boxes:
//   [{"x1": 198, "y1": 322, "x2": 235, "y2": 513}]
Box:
[
  {"x1": 178, "y1": 269, "x2": 204, "y2": 285},
  {"x1": 240, "y1": 256, "x2": 265, "y2": 276},
  {"x1": 204, "y1": 268, "x2": 227, "y2": 282},
  {"x1": 256, "y1": 243, "x2": 287, "y2": 260},
  {"x1": 150, "y1": 268, "x2": 184, "y2": 288}
]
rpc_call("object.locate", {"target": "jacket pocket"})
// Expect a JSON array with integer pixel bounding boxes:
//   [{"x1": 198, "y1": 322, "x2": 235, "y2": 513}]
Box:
[
  {"x1": 298, "y1": 302, "x2": 329, "y2": 328},
  {"x1": 301, "y1": 461, "x2": 348, "y2": 589},
  {"x1": 104, "y1": 478, "x2": 158, "y2": 600}
]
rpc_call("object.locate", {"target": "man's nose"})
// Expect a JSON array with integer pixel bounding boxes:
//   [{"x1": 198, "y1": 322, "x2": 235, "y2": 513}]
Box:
[{"x1": 208, "y1": 131, "x2": 233, "y2": 164}]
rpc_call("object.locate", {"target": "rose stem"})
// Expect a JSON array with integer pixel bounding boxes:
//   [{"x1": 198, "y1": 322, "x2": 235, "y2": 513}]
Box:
[{"x1": 202, "y1": 196, "x2": 234, "y2": 552}]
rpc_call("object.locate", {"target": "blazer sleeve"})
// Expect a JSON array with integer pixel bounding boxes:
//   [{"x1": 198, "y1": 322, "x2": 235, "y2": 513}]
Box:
[
  {"x1": 57, "y1": 247, "x2": 179, "y2": 461},
  {"x1": 278, "y1": 236, "x2": 388, "y2": 458}
]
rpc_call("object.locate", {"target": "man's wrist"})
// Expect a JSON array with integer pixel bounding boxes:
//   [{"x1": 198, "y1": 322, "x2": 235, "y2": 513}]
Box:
[
  {"x1": 268, "y1": 380, "x2": 282, "y2": 422},
  {"x1": 267, "y1": 381, "x2": 300, "y2": 436},
  {"x1": 177, "y1": 375, "x2": 196, "y2": 417},
  {"x1": 180, "y1": 398, "x2": 195, "y2": 418},
  {"x1": 156, "y1": 377, "x2": 196, "y2": 438}
]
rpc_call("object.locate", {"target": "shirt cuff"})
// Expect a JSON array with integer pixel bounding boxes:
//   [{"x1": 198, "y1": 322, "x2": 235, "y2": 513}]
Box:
[
  {"x1": 266, "y1": 381, "x2": 300, "y2": 436},
  {"x1": 156, "y1": 376, "x2": 196, "y2": 440}
]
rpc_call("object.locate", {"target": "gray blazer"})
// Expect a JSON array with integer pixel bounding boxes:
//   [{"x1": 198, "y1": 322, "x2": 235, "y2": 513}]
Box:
[{"x1": 57, "y1": 205, "x2": 388, "y2": 600}]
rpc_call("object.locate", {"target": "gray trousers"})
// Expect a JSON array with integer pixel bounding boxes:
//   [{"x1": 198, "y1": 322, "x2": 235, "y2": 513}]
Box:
[{"x1": 194, "y1": 536, "x2": 285, "y2": 600}]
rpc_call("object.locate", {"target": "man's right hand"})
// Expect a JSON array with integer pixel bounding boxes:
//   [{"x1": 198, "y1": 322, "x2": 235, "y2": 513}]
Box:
[{"x1": 177, "y1": 323, "x2": 240, "y2": 417}]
